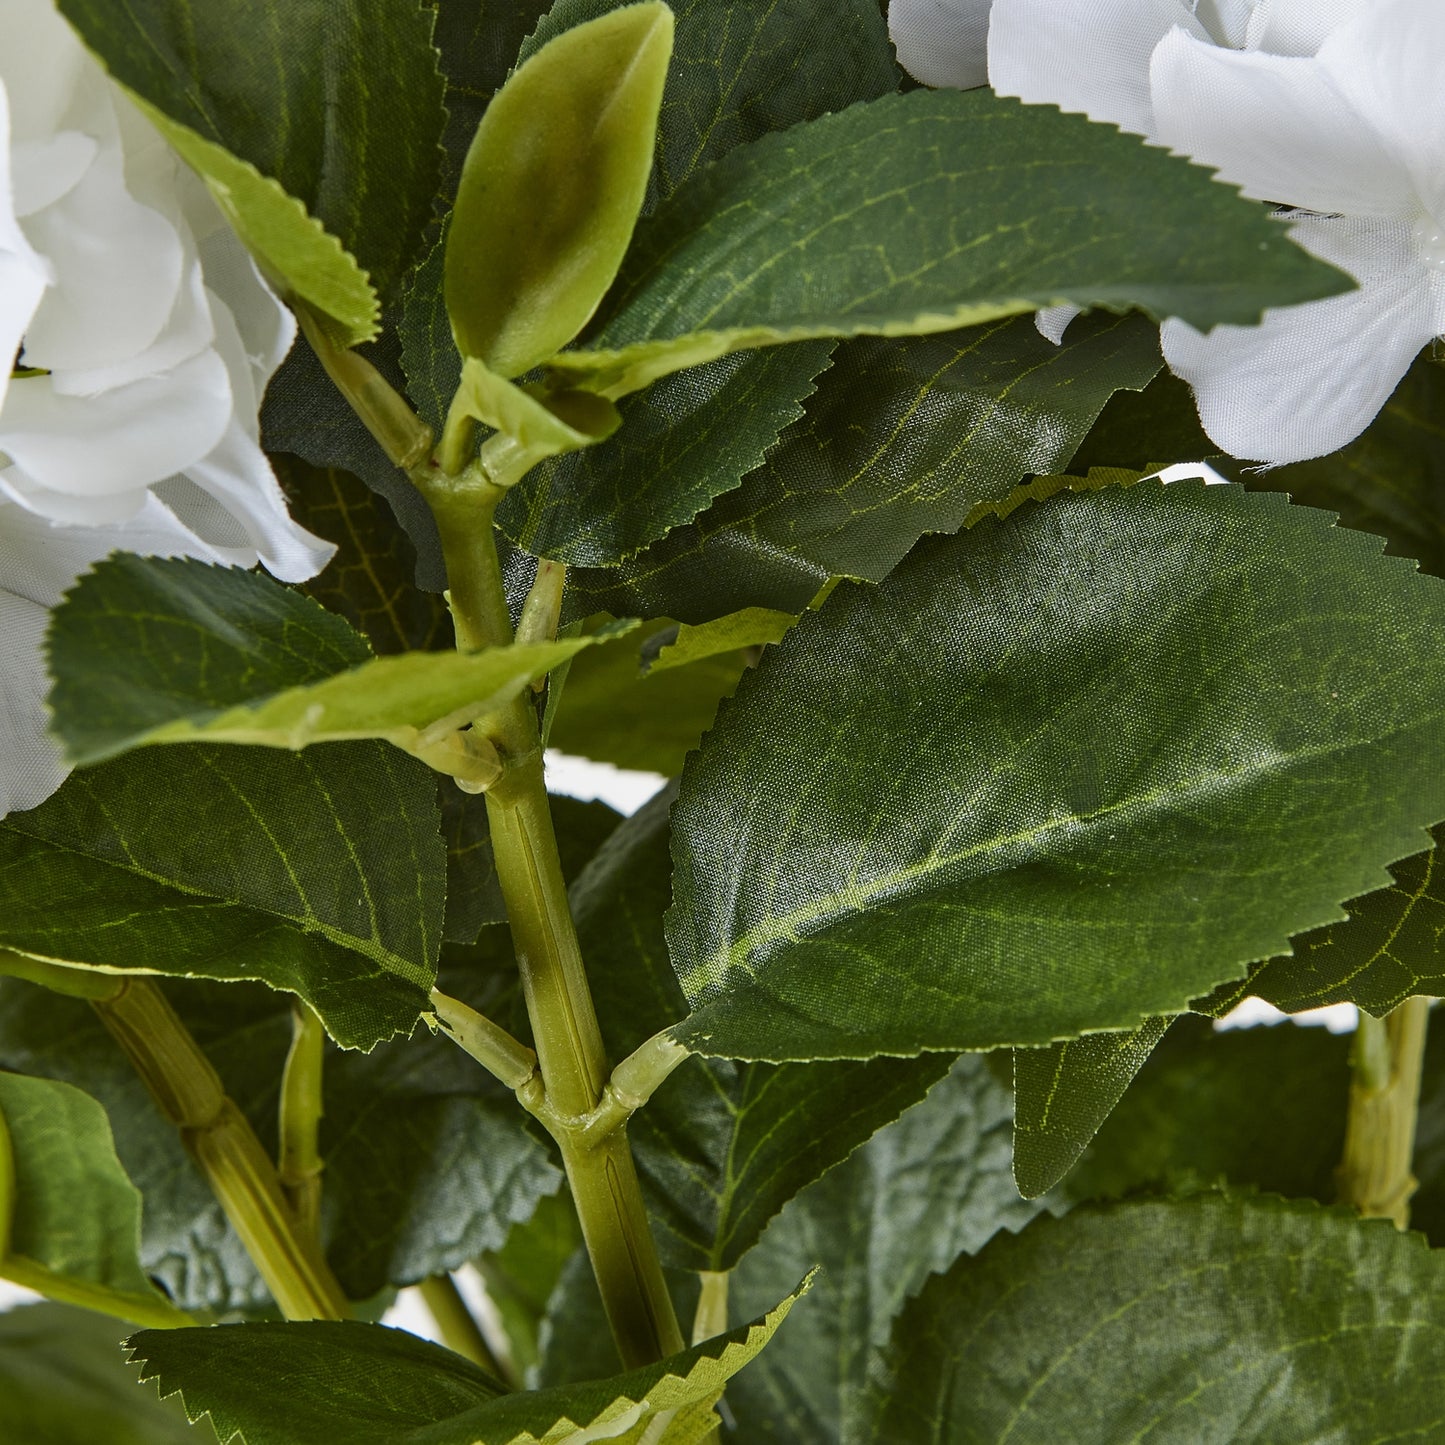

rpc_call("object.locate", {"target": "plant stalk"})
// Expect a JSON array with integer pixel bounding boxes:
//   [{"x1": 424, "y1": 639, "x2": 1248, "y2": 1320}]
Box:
[
  {"x1": 278, "y1": 1000, "x2": 326, "y2": 1240},
  {"x1": 1336, "y1": 996, "x2": 1432, "y2": 1228},
  {"x1": 419, "y1": 1273, "x2": 510, "y2": 1380},
  {"x1": 93, "y1": 979, "x2": 348, "y2": 1319}
]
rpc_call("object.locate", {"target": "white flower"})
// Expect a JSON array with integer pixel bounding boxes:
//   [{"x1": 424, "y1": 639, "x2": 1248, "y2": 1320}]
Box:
[
  {"x1": 888, "y1": 0, "x2": 1445, "y2": 465},
  {"x1": 889, "y1": 0, "x2": 994, "y2": 91},
  {"x1": 0, "y1": 0, "x2": 333, "y2": 817}
]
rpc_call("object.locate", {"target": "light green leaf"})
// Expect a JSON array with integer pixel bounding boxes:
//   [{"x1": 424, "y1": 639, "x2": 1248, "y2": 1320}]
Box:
[
  {"x1": 47, "y1": 555, "x2": 606, "y2": 770},
  {"x1": 0, "y1": 1303, "x2": 216, "y2": 1445},
  {"x1": 875, "y1": 1193, "x2": 1445, "y2": 1443},
  {"x1": 132, "y1": 104, "x2": 379, "y2": 345},
  {"x1": 553, "y1": 91, "x2": 1347, "y2": 398},
  {"x1": 0, "y1": 743, "x2": 441, "y2": 1051},
  {"x1": 445, "y1": 2, "x2": 674, "y2": 378},
  {"x1": 1010, "y1": 1017, "x2": 1172, "y2": 1199},
  {"x1": 650, "y1": 609, "x2": 794, "y2": 673},
  {"x1": 57, "y1": 0, "x2": 445, "y2": 302},
  {"x1": 560, "y1": 311, "x2": 1164, "y2": 625},
  {"x1": 451, "y1": 359, "x2": 622, "y2": 458},
  {"x1": 727, "y1": 1055, "x2": 1048, "y2": 1444},
  {"x1": 572, "y1": 791, "x2": 951, "y2": 1271},
  {"x1": 0, "y1": 1073, "x2": 188, "y2": 1329},
  {"x1": 128, "y1": 1279, "x2": 809, "y2": 1444},
  {"x1": 0, "y1": 972, "x2": 561, "y2": 1312},
  {"x1": 668, "y1": 481, "x2": 1445, "y2": 1061}
]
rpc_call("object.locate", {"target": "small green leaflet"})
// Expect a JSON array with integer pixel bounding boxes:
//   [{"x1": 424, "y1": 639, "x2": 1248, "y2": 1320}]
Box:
[
  {"x1": 57, "y1": 0, "x2": 445, "y2": 303},
  {"x1": 650, "y1": 609, "x2": 795, "y2": 673},
  {"x1": 0, "y1": 1073, "x2": 188, "y2": 1329},
  {"x1": 552, "y1": 90, "x2": 1348, "y2": 397},
  {"x1": 128, "y1": 1278, "x2": 809, "y2": 1445},
  {"x1": 1011, "y1": 1017, "x2": 1172, "y2": 1198},
  {"x1": 875, "y1": 1194, "x2": 1445, "y2": 1442},
  {"x1": 668, "y1": 481, "x2": 1445, "y2": 1061},
  {"x1": 47, "y1": 555, "x2": 606, "y2": 770}
]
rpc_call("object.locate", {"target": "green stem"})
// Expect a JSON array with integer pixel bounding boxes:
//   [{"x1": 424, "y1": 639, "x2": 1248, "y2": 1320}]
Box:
[
  {"x1": 94, "y1": 979, "x2": 348, "y2": 1319},
  {"x1": 430, "y1": 990, "x2": 538, "y2": 1092},
  {"x1": 419, "y1": 1273, "x2": 511, "y2": 1381},
  {"x1": 0, "y1": 950, "x2": 125, "y2": 1000},
  {"x1": 1337, "y1": 996, "x2": 1432, "y2": 1228},
  {"x1": 279, "y1": 1001, "x2": 326, "y2": 1241},
  {"x1": 691, "y1": 1271, "x2": 729, "y2": 1346}
]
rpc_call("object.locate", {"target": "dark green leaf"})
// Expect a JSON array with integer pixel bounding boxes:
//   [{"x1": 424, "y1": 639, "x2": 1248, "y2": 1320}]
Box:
[
  {"x1": 573, "y1": 791, "x2": 950, "y2": 1270},
  {"x1": 727, "y1": 1055, "x2": 1047, "y2": 1443},
  {"x1": 1068, "y1": 368, "x2": 1216, "y2": 474},
  {"x1": 0, "y1": 1303, "x2": 215, "y2": 1445},
  {"x1": 1203, "y1": 826, "x2": 1445, "y2": 1020},
  {"x1": 129, "y1": 1282, "x2": 808, "y2": 1445},
  {"x1": 277, "y1": 457, "x2": 452, "y2": 655},
  {"x1": 0, "y1": 1073, "x2": 186, "y2": 1326},
  {"x1": 57, "y1": 0, "x2": 445, "y2": 300},
  {"x1": 1010, "y1": 1016, "x2": 1171, "y2": 1199},
  {"x1": 561, "y1": 312, "x2": 1164, "y2": 625},
  {"x1": 555, "y1": 91, "x2": 1348, "y2": 397},
  {"x1": 668, "y1": 482, "x2": 1445, "y2": 1061},
  {"x1": 0, "y1": 743, "x2": 440, "y2": 1050},
  {"x1": 875, "y1": 1193, "x2": 1445, "y2": 1443},
  {"x1": 0, "y1": 973, "x2": 560, "y2": 1311}
]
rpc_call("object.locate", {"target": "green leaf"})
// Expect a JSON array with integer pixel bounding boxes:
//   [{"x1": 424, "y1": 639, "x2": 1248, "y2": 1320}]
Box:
[
  {"x1": 668, "y1": 481, "x2": 1445, "y2": 1061},
  {"x1": 1202, "y1": 826, "x2": 1445, "y2": 1020},
  {"x1": 0, "y1": 744, "x2": 440, "y2": 1051},
  {"x1": 57, "y1": 0, "x2": 446, "y2": 301},
  {"x1": 277, "y1": 457, "x2": 452, "y2": 655},
  {"x1": 0, "y1": 1303, "x2": 216, "y2": 1445},
  {"x1": 560, "y1": 311, "x2": 1165, "y2": 625},
  {"x1": 1068, "y1": 367, "x2": 1216, "y2": 474},
  {"x1": 445, "y1": 3, "x2": 674, "y2": 378},
  {"x1": 128, "y1": 1279, "x2": 809, "y2": 1444},
  {"x1": 47, "y1": 555, "x2": 603, "y2": 768},
  {"x1": 545, "y1": 620, "x2": 752, "y2": 775},
  {"x1": 726, "y1": 1055, "x2": 1048, "y2": 1443},
  {"x1": 875, "y1": 1193, "x2": 1445, "y2": 1443},
  {"x1": 572, "y1": 791, "x2": 951, "y2": 1270},
  {"x1": 1010, "y1": 1017, "x2": 1172, "y2": 1199},
  {"x1": 0, "y1": 973, "x2": 561, "y2": 1312},
  {"x1": 553, "y1": 91, "x2": 1348, "y2": 398},
  {"x1": 650, "y1": 609, "x2": 795, "y2": 673},
  {"x1": 129, "y1": 103, "x2": 379, "y2": 346},
  {"x1": 0, "y1": 1073, "x2": 187, "y2": 1328}
]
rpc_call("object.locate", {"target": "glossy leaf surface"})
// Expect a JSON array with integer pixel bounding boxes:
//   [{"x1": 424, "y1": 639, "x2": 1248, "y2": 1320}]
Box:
[
  {"x1": 0, "y1": 745, "x2": 440, "y2": 1050},
  {"x1": 876, "y1": 1194, "x2": 1445, "y2": 1443},
  {"x1": 445, "y1": 3, "x2": 674, "y2": 378},
  {"x1": 669, "y1": 482, "x2": 1445, "y2": 1060},
  {"x1": 554, "y1": 91, "x2": 1347, "y2": 397},
  {"x1": 129, "y1": 1280, "x2": 807, "y2": 1444},
  {"x1": 572, "y1": 792, "x2": 950, "y2": 1270},
  {"x1": 562, "y1": 312, "x2": 1163, "y2": 624},
  {"x1": 57, "y1": 0, "x2": 445, "y2": 302}
]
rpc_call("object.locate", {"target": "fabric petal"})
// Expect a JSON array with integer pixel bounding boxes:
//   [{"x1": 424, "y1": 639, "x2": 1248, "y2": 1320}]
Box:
[
  {"x1": 10, "y1": 130, "x2": 94, "y2": 216},
  {"x1": 1247, "y1": 0, "x2": 1383, "y2": 57},
  {"x1": 1316, "y1": 0, "x2": 1445, "y2": 223},
  {"x1": 0, "y1": 81, "x2": 50, "y2": 420},
  {"x1": 1035, "y1": 303, "x2": 1081, "y2": 344},
  {"x1": 1161, "y1": 216, "x2": 1440, "y2": 463},
  {"x1": 0, "y1": 0, "x2": 94, "y2": 146},
  {"x1": 889, "y1": 0, "x2": 993, "y2": 90},
  {"x1": 0, "y1": 587, "x2": 65, "y2": 816},
  {"x1": 0, "y1": 348, "x2": 231, "y2": 502},
  {"x1": 1149, "y1": 26, "x2": 1415, "y2": 216},
  {"x1": 988, "y1": 0, "x2": 1205, "y2": 135}
]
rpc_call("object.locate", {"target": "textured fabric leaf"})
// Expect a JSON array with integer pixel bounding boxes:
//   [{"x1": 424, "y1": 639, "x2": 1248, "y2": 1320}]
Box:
[
  {"x1": 561, "y1": 311, "x2": 1164, "y2": 625},
  {"x1": 571, "y1": 791, "x2": 950, "y2": 1271},
  {"x1": 1010, "y1": 1017, "x2": 1172, "y2": 1199},
  {"x1": 0, "y1": 973, "x2": 560, "y2": 1312},
  {"x1": 57, "y1": 0, "x2": 445, "y2": 301},
  {"x1": 726, "y1": 1056, "x2": 1048, "y2": 1444},
  {"x1": 1202, "y1": 825, "x2": 1445, "y2": 1020},
  {"x1": 0, "y1": 1073, "x2": 181, "y2": 1325},
  {"x1": 1069, "y1": 368, "x2": 1216, "y2": 475},
  {"x1": 0, "y1": 1304, "x2": 214, "y2": 1445},
  {"x1": 278, "y1": 457, "x2": 452, "y2": 655},
  {"x1": 875, "y1": 1194, "x2": 1445, "y2": 1443},
  {"x1": 651, "y1": 609, "x2": 795, "y2": 673},
  {"x1": 545, "y1": 621, "x2": 753, "y2": 775},
  {"x1": 0, "y1": 744, "x2": 440, "y2": 1050},
  {"x1": 554, "y1": 91, "x2": 1347, "y2": 397},
  {"x1": 128, "y1": 1281, "x2": 808, "y2": 1445},
  {"x1": 47, "y1": 555, "x2": 599, "y2": 764},
  {"x1": 668, "y1": 482, "x2": 1445, "y2": 1061}
]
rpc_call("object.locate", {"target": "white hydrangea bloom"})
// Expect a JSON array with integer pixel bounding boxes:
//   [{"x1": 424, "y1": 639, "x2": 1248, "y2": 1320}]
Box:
[
  {"x1": 0, "y1": 0, "x2": 333, "y2": 817},
  {"x1": 888, "y1": 0, "x2": 1445, "y2": 465}
]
